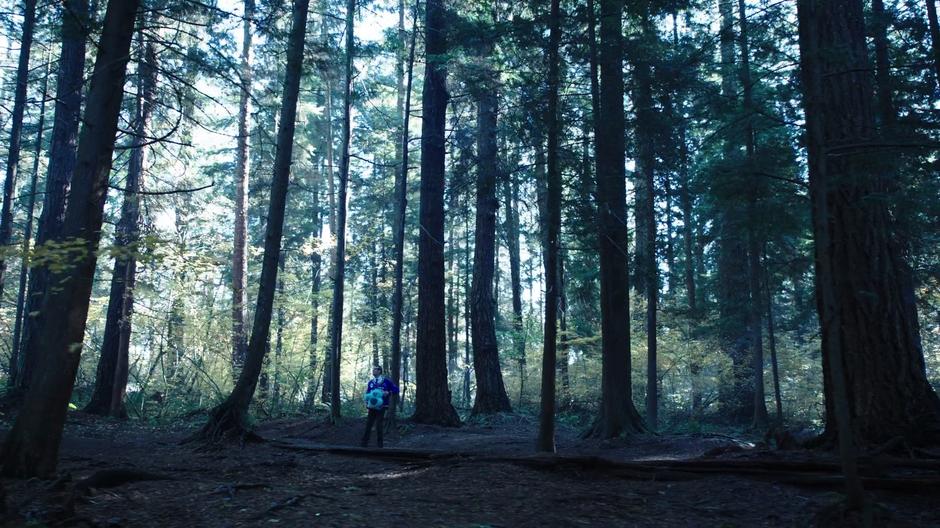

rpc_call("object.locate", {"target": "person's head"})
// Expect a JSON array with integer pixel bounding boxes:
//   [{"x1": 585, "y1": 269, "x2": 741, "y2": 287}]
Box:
[{"x1": 372, "y1": 366, "x2": 383, "y2": 378}]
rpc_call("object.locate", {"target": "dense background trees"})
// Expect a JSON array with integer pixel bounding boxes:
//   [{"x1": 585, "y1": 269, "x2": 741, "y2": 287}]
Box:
[{"x1": 0, "y1": 0, "x2": 937, "y2": 474}]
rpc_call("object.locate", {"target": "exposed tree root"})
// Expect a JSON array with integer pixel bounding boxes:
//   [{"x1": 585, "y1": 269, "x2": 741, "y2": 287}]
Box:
[{"x1": 183, "y1": 402, "x2": 265, "y2": 447}]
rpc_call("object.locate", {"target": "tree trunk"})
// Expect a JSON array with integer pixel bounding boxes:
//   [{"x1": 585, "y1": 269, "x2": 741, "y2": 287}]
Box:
[
  {"x1": 232, "y1": 0, "x2": 254, "y2": 372},
  {"x1": 765, "y1": 253, "x2": 783, "y2": 425},
  {"x1": 504, "y1": 172, "x2": 526, "y2": 405},
  {"x1": 388, "y1": 0, "x2": 418, "y2": 425},
  {"x1": 327, "y1": 0, "x2": 355, "y2": 421},
  {"x1": 18, "y1": 0, "x2": 89, "y2": 393},
  {"x1": 86, "y1": 23, "x2": 157, "y2": 419},
  {"x1": 273, "y1": 254, "x2": 285, "y2": 407},
  {"x1": 470, "y1": 40, "x2": 511, "y2": 415},
  {"x1": 320, "y1": 7, "x2": 337, "y2": 404},
  {"x1": 796, "y1": 0, "x2": 867, "y2": 509},
  {"x1": 463, "y1": 213, "x2": 472, "y2": 408},
  {"x1": 716, "y1": 0, "x2": 753, "y2": 424},
  {"x1": 927, "y1": 0, "x2": 940, "y2": 91},
  {"x1": 558, "y1": 251, "x2": 571, "y2": 406},
  {"x1": 737, "y1": 0, "x2": 769, "y2": 431},
  {"x1": 537, "y1": 0, "x2": 562, "y2": 453},
  {"x1": 798, "y1": 0, "x2": 940, "y2": 448},
  {"x1": 634, "y1": 15, "x2": 658, "y2": 430},
  {"x1": 447, "y1": 191, "x2": 460, "y2": 377},
  {"x1": 589, "y1": 0, "x2": 646, "y2": 438},
  {"x1": 0, "y1": 0, "x2": 37, "y2": 301},
  {"x1": 0, "y1": 0, "x2": 140, "y2": 478},
  {"x1": 307, "y1": 174, "x2": 322, "y2": 408},
  {"x1": 193, "y1": 0, "x2": 310, "y2": 442},
  {"x1": 9, "y1": 57, "x2": 49, "y2": 388},
  {"x1": 412, "y1": 0, "x2": 459, "y2": 426}
]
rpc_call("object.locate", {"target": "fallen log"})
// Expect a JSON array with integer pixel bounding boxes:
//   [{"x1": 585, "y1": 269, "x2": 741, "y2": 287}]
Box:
[{"x1": 269, "y1": 440, "x2": 940, "y2": 491}]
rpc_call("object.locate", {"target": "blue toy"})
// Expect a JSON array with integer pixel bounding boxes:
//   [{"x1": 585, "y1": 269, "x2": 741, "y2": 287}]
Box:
[{"x1": 364, "y1": 388, "x2": 385, "y2": 409}]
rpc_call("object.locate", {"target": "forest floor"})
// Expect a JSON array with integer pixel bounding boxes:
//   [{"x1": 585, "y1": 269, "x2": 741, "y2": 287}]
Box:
[{"x1": 2, "y1": 411, "x2": 939, "y2": 527}]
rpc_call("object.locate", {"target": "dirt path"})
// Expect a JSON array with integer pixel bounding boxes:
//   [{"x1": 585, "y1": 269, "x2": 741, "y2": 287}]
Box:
[{"x1": 2, "y1": 412, "x2": 937, "y2": 527}]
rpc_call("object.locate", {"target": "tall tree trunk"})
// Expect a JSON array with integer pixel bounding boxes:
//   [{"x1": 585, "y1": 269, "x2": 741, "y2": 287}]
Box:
[
  {"x1": 537, "y1": 0, "x2": 562, "y2": 453},
  {"x1": 927, "y1": 0, "x2": 940, "y2": 91},
  {"x1": 413, "y1": 0, "x2": 459, "y2": 426},
  {"x1": 796, "y1": 0, "x2": 866, "y2": 509},
  {"x1": 0, "y1": 0, "x2": 37, "y2": 301},
  {"x1": 663, "y1": 174, "x2": 676, "y2": 296},
  {"x1": 10, "y1": 57, "x2": 49, "y2": 388},
  {"x1": 19, "y1": 0, "x2": 89, "y2": 392},
  {"x1": 232, "y1": 0, "x2": 254, "y2": 372},
  {"x1": 798, "y1": 0, "x2": 940, "y2": 448},
  {"x1": 558, "y1": 250, "x2": 571, "y2": 405},
  {"x1": 307, "y1": 175, "x2": 322, "y2": 407},
  {"x1": 504, "y1": 173, "x2": 525, "y2": 405},
  {"x1": 737, "y1": 0, "x2": 769, "y2": 430},
  {"x1": 765, "y1": 252, "x2": 783, "y2": 425},
  {"x1": 447, "y1": 191, "x2": 460, "y2": 377},
  {"x1": 463, "y1": 213, "x2": 472, "y2": 408},
  {"x1": 388, "y1": 0, "x2": 418, "y2": 425},
  {"x1": 673, "y1": 12, "x2": 696, "y2": 315},
  {"x1": 471, "y1": 39, "x2": 511, "y2": 415},
  {"x1": 716, "y1": 0, "x2": 753, "y2": 424},
  {"x1": 327, "y1": 0, "x2": 356, "y2": 420},
  {"x1": 634, "y1": 15, "x2": 658, "y2": 430},
  {"x1": 0, "y1": 0, "x2": 140, "y2": 478},
  {"x1": 86, "y1": 23, "x2": 157, "y2": 419},
  {"x1": 273, "y1": 254, "x2": 285, "y2": 407},
  {"x1": 589, "y1": 0, "x2": 646, "y2": 438},
  {"x1": 193, "y1": 0, "x2": 310, "y2": 442},
  {"x1": 320, "y1": 7, "x2": 337, "y2": 404}
]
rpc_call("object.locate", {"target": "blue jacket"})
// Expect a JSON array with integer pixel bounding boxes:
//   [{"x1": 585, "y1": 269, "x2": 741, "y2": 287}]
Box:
[{"x1": 365, "y1": 377, "x2": 399, "y2": 409}]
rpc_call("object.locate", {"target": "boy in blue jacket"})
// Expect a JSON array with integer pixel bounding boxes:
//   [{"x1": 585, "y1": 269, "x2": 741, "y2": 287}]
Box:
[{"x1": 360, "y1": 366, "x2": 399, "y2": 448}]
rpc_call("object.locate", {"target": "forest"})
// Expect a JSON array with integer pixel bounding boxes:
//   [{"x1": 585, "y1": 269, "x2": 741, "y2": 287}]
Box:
[{"x1": 0, "y1": 0, "x2": 938, "y2": 525}]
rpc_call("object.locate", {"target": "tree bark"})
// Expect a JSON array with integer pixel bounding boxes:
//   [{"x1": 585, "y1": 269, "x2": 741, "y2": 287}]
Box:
[
  {"x1": 589, "y1": 0, "x2": 646, "y2": 438},
  {"x1": 796, "y1": 0, "x2": 867, "y2": 509},
  {"x1": 388, "y1": 0, "x2": 418, "y2": 425},
  {"x1": 327, "y1": 0, "x2": 355, "y2": 420},
  {"x1": 18, "y1": 0, "x2": 89, "y2": 392},
  {"x1": 412, "y1": 0, "x2": 459, "y2": 426},
  {"x1": 0, "y1": 0, "x2": 140, "y2": 478},
  {"x1": 86, "y1": 22, "x2": 157, "y2": 419},
  {"x1": 193, "y1": 0, "x2": 309, "y2": 442},
  {"x1": 9, "y1": 56, "x2": 49, "y2": 388},
  {"x1": 798, "y1": 0, "x2": 940, "y2": 448},
  {"x1": 0, "y1": 0, "x2": 37, "y2": 302},
  {"x1": 470, "y1": 39, "x2": 511, "y2": 415},
  {"x1": 232, "y1": 0, "x2": 254, "y2": 372},
  {"x1": 537, "y1": 0, "x2": 562, "y2": 453}
]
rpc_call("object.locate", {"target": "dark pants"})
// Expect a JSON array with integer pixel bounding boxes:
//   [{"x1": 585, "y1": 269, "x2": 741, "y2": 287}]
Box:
[{"x1": 361, "y1": 408, "x2": 385, "y2": 447}]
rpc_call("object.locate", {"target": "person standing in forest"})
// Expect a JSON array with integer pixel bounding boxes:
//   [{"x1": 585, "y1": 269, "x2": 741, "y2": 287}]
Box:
[{"x1": 361, "y1": 366, "x2": 399, "y2": 448}]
